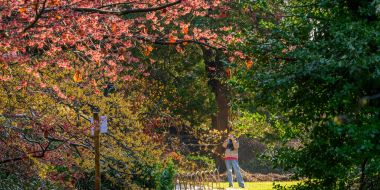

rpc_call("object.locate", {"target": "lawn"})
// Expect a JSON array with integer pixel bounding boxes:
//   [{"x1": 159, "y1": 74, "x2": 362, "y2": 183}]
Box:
[{"x1": 215, "y1": 181, "x2": 300, "y2": 190}]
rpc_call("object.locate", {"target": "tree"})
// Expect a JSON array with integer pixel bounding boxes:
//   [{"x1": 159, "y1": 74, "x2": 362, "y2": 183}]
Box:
[
  {"x1": 1, "y1": 0, "x2": 248, "y2": 185},
  {"x1": 232, "y1": 0, "x2": 380, "y2": 189},
  {"x1": 1, "y1": 0, "x2": 245, "y2": 131}
]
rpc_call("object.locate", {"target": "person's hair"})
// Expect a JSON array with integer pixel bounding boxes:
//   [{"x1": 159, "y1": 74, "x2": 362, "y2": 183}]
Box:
[{"x1": 227, "y1": 139, "x2": 234, "y2": 150}]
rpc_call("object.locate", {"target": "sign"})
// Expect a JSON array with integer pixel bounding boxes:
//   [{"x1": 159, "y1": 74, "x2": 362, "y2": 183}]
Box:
[{"x1": 90, "y1": 116, "x2": 108, "y2": 136}]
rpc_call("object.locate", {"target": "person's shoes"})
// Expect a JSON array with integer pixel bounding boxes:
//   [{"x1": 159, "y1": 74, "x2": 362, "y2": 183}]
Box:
[{"x1": 229, "y1": 184, "x2": 233, "y2": 188}]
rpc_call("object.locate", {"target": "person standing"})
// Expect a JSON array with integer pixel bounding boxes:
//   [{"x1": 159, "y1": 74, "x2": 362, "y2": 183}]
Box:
[{"x1": 222, "y1": 133, "x2": 245, "y2": 188}]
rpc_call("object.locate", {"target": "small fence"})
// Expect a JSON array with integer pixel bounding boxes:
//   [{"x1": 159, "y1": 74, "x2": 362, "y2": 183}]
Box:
[{"x1": 174, "y1": 169, "x2": 223, "y2": 190}]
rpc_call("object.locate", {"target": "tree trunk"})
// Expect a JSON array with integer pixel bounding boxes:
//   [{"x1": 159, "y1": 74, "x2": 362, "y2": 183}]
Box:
[
  {"x1": 202, "y1": 48, "x2": 230, "y2": 172},
  {"x1": 215, "y1": 80, "x2": 229, "y2": 131},
  {"x1": 210, "y1": 78, "x2": 229, "y2": 172},
  {"x1": 359, "y1": 158, "x2": 368, "y2": 190}
]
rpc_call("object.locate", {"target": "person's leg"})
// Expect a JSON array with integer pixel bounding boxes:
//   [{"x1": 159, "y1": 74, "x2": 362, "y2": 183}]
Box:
[
  {"x1": 225, "y1": 160, "x2": 234, "y2": 187},
  {"x1": 232, "y1": 160, "x2": 245, "y2": 188}
]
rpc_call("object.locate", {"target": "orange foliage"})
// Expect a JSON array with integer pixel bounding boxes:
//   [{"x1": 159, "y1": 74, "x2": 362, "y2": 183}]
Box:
[
  {"x1": 246, "y1": 60, "x2": 253, "y2": 69},
  {"x1": 18, "y1": 7, "x2": 27, "y2": 14},
  {"x1": 143, "y1": 45, "x2": 154, "y2": 56},
  {"x1": 73, "y1": 70, "x2": 82, "y2": 83},
  {"x1": 168, "y1": 35, "x2": 177, "y2": 44},
  {"x1": 225, "y1": 68, "x2": 231, "y2": 78}
]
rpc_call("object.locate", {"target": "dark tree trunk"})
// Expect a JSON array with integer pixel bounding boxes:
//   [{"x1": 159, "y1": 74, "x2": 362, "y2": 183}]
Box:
[
  {"x1": 359, "y1": 158, "x2": 368, "y2": 190},
  {"x1": 211, "y1": 79, "x2": 229, "y2": 172},
  {"x1": 215, "y1": 81, "x2": 230, "y2": 131},
  {"x1": 202, "y1": 47, "x2": 230, "y2": 172}
]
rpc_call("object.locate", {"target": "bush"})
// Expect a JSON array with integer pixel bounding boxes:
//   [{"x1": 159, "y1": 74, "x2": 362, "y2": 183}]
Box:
[
  {"x1": 186, "y1": 155, "x2": 215, "y2": 170},
  {"x1": 0, "y1": 172, "x2": 66, "y2": 190},
  {"x1": 131, "y1": 160, "x2": 177, "y2": 189},
  {"x1": 158, "y1": 161, "x2": 176, "y2": 190},
  {"x1": 74, "y1": 161, "x2": 176, "y2": 189}
]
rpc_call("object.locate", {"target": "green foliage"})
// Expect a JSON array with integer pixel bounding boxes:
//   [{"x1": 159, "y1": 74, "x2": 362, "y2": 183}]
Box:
[
  {"x1": 158, "y1": 161, "x2": 176, "y2": 190},
  {"x1": 0, "y1": 173, "x2": 66, "y2": 190},
  {"x1": 232, "y1": 0, "x2": 380, "y2": 189},
  {"x1": 131, "y1": 160, "x2": 176, "y2": 189},
  {"x1": 144, "y1": 45, "x2": 216, "y2": 127},
  {"x1": 274, "y1": 120, "x2": 380, "y2": 189},
  {"x1": 186, "y1": 154, "x2": 215, "y2": 170},
  {"x1": 231, "y1": 111, "x2": 271, "y2": 139},
  {"x1": 74, "y1": 161, "x2": 176, "y2": 189}
]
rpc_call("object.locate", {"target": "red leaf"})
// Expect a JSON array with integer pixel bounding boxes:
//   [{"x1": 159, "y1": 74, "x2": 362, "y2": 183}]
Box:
[
  {"x1": 181, "y1": 25, "x2": 189, "y2": 34},
  {"x1": 225, "y1": 68, "x2": 231, "y2": 78},
  {"x1": 168, "y1": 36, "x2": 177, "y2": 44}
]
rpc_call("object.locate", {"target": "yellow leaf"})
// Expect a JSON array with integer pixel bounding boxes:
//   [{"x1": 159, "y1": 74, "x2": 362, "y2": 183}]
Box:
[
  {"x1": 73, "y1": 70, "x2": 82, "y2": 83},
  {"x1": 143, "y1": 45, "x2": 153, "y2": 56},
  {"x1": 246, "y1": 60, "x2": 253, "y2": 69}
]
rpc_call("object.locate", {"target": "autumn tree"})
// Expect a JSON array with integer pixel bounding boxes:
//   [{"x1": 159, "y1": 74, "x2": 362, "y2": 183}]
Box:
[{"x1": 0, "y1": 0, "x2": 249, "y2": 186}]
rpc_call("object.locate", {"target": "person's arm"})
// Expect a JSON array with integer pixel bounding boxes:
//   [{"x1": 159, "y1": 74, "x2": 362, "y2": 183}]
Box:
[{"x1": 232, "y1": 137, "x2": 239, "y2": 149}]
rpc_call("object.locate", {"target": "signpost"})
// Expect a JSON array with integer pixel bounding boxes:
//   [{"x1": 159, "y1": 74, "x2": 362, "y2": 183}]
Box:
[
  {"x1": 90, "y1": 82, "x2": 114, "y2": 190},
  {"x1": 92, "y1": 107, "x2": 101, "y2": 190},
  {"x1": 90, "y1": 116, "x2": 108, "y2": 135}
]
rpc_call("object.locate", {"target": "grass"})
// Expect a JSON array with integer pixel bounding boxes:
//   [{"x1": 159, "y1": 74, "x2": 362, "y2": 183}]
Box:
[{"x1": 214, "y1": 181, "x2": 301, "y2": 190}]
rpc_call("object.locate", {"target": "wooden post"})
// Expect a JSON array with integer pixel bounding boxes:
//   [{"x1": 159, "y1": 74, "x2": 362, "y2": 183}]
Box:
[{"x1": 93, "y1": 109, "x2": 101, "y2": 190}]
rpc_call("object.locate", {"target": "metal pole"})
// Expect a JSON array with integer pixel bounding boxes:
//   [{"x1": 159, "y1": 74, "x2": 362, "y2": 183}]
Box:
[{"x1": 93, "y1": 108, "x2": 101, "y2": 190}]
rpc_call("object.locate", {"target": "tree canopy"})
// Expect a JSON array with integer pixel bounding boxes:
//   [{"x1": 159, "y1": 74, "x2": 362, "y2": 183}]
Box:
[{"x1": 1, "y1": 0, "x2": 380, "y2": 189}]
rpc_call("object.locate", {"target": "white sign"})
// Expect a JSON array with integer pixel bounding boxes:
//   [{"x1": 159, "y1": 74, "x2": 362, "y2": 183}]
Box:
[{"x1": 90, "y1": 116, "x2": 108, "y2": 136}]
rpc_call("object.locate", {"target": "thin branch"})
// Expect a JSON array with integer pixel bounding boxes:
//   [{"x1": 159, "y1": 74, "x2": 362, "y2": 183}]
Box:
[
  {"x1": 0, "y1": 113, "x2": 29, "y2": 118},
  {"x1": 23, "y1": 0, "x2": 48, "y2": 33},
  {"x1": 285, "y1": 3, "x2": 319, "y2": 9},
  {"x1": 72, "y1": 0, "x2": 182, "y2": 15},
  {"x1": 281, "y1": 14, "x2": 327, "y2": 21},
  {"x1": 47, "y1": 137, "x2": 90, "y2": 149},
  {"x1": 0, "y1": 152, "x2": 44, "y2": 164},
  {"x1": 156, "y1": 39, "x2": 222, "y2": 50},
  {"x1": 0, "y1": 142, "x2": 53, "y2": 164},
  {"x1": 135, "y1": 36, "x2": 225, "y2": 50},
  {"x1": 274, "y1": 56, "x2": 297, "y2": 62},
  {"x1": 97, "y1": 2, "x2": 148, "y2": 9}
]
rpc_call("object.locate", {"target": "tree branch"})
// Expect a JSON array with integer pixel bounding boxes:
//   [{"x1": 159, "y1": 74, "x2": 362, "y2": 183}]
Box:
[
  {"x1": 0, "y1": 152, "x2": 44, "y2": 164},
  {"x1": 0, "y1": 142, "x2": 53, "y2": 164},
  {"x1": 134, "y1": 36, "x2": 225, "y2": 50},
  {"x1": 285, "y1": 3, "x2": 319, "y2": 9},
  {"x1": 72, "y1": 0, "x2": 182, "y2": 15},
  {"x1": 97, "y1": 2, "x2": 148, "y2": 9},
  {"x1": 274, "y1": 56, "x2": 297, "y2": 62},
  {"x1": 23, "y1": 0, "x2": 48, "y2": 33}
]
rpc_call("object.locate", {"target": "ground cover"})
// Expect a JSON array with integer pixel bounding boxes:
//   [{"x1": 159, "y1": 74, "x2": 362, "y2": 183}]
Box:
[{"x1": 217, "y1": 181, "x2": 300, "y2": 190}]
